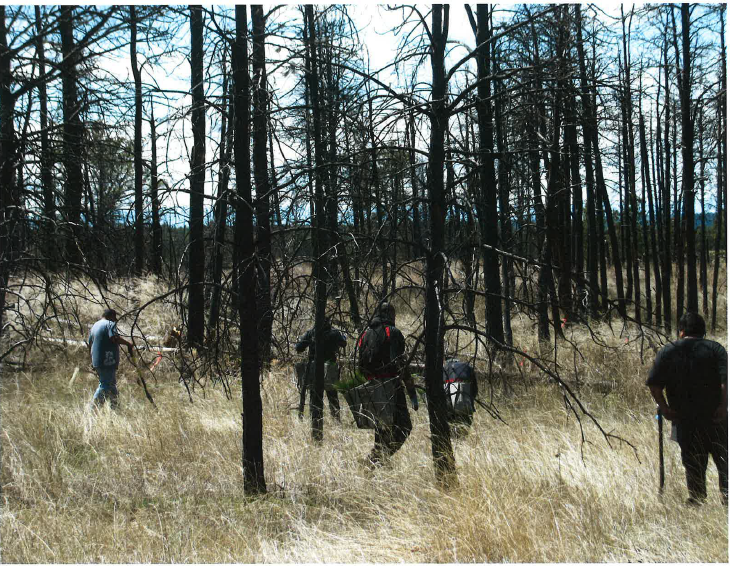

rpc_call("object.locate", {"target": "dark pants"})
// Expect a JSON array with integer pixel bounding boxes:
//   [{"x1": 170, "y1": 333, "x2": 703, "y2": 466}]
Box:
[
  {"x1": 299, "y1": 387, "x2": 341, "y2": 420},
  {"x1": 370, "y1": 384, "x2": 412, "y2": 464},
  {"x1": 678, "y1": 420, "x2": 728, "y2": 503}
]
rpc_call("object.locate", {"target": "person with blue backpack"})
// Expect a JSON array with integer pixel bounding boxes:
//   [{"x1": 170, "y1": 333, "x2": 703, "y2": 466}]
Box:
[{"x1": 357, "y1": 302, "x2": 418, "y2": 466}]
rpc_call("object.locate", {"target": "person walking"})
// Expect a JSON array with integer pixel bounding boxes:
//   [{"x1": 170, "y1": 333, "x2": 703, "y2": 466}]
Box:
[
  {"x1": 87, "y1": 308, "x2": 134, "y2": 409},
  {"x1": 295, "y1": 317, "x2": 347, "y2": 421},
  {"x1": 357, "y1": 302, "x2": 418, "y2": 466},
  {"x1": 646, "y1": 312, "x2": 728, "y2": 505}
]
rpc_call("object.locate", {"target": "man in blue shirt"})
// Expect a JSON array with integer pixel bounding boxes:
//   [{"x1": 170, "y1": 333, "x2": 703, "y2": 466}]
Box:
[{"x1": 87, "y1": 309, "x2": 134, "y2": 408}]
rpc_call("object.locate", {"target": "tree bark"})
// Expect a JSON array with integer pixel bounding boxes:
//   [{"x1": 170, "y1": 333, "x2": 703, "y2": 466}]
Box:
[
  {"x1": 712, "y1": 6, "x2": 726, "y2": 332},
  {"x1": 234, "y1": 4, "x2": 265, "y2": 495},
  {"x1": 575, "y1": 5, "x2": 598, "y2": 318},
  {"x1": 473, "y1": 4, "x2": 504, "y2": 346},
  {"x1": 424, "y1": 4, "x2": 456, "y2": 485},
  {"x1": 0, "y1": 5, "x2": 15, "y2": 339},
  {"x1": 34, "y1": 6, "x2": 55, "y2": 267},
  {"x1": 304, "y1": 5, "x2": 328, "y2": 442},
  {"x1": 208, "y1": 51, "x2": 232, "y2": 345},
  {"x1": 679, "y1": 4, "x2": 697, "y2": 313},
  {"x1": 130, "y1": 6, "x2": 144, "y2": 275},
  {"x1": 149, "y1": 101, "x2": 162, "y2": 275},
  {"x1": 252, "y1": 5, "x2": 273, "y2": 366},
  {"x1": 661, "y1": 39, "x2": 673, "y2": 332},
  {"x1": 60, "y1": 6, "x2": 85, "y2": 265}
]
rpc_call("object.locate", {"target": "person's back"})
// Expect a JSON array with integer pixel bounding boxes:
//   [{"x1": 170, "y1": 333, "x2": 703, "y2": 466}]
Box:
[
  {"x1": 357, "y1": 314, "x2": 405, "y2": 378},
  {"x1": 649, "y1": 337, "x2": 726, "y2": 426},
  {"x1": 89, "y1": 317, "x2": 120, "y2": 369},
  {"x1": 356, "y1": 302, "x2": 418, "y2": 467},
  {"x1": 294, "y1": 318, "x2": 346, "y2": 420},
  {"x1": 646, "y1": 311, "x2": 727, "y2": 505},
  {"x1": 296, "y1": 325, "x2": 347, "y2": 363},
  {"x1": 86, "y1": 309, "x2": 133, "y2": 409}
]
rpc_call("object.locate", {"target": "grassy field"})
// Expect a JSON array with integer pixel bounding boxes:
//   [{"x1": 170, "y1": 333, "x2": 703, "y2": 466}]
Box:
[{"x1": 1, "y1": 277, "x2": 728, "y2": 562}]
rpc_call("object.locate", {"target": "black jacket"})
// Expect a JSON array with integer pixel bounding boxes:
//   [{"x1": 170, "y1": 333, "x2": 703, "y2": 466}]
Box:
[{"x1": 295, "y1": 326, "x2": 347, "y2": 362}]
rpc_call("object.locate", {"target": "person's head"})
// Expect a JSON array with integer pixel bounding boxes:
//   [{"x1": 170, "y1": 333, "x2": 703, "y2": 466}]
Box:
[
  {"x1": 376, "y1": 302, "x2": 396, "y2": 323},
  {"x1": 102, "y1": 308, "x2": 118, "y2": 322},
  {"x1": 322, "y1": 316, "x2": 332, "y2": 331},
  {"x1": 679, "y1": 312, "x2": 705, "y2": 338}
]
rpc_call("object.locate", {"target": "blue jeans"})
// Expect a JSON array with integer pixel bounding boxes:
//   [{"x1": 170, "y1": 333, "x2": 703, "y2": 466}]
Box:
[{"x1": 93, "y1": 366, "x2": 118, "y2": 408}]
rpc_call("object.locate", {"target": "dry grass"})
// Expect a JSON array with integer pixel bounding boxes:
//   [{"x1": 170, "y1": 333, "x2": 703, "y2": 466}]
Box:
[{"x1": 1, "y1": 275, "x2": 728, "y2": 563}]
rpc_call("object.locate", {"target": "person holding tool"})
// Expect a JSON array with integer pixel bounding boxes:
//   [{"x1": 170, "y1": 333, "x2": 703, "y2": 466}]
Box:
[
  {"x1": 87, "y1": 308, "x2": 134, "y2": 409},
  {"x1": 295, "y1": 317, "x2": 347, "y2": 421},
  {"x1": 646, "y1": 312, "x2": 727, "y2": 505}
]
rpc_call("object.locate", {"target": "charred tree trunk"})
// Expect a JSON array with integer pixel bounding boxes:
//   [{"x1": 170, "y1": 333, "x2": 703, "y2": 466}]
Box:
[
  {"x1": 473, "y1": 4, "x2": 504, "y2": 346},
  {"x1": 233, "y1": 4, "x2": 265, "y2": 495},
  {"x1": 712, "y1": 7, "x2": 726, "y2": 332},
  {"x1": 575, "y1": 5, "x2": 598, "y2": 317},
  {"x1": 208, "y1": 53, "x2": 232, "y2": 344},
  {"x1": 149, "y1": 101, "x2": 162, "y2": 275},
  {"x1": 304, "y1": 5, "x2": 327, "y2": 442},
  {"x1": 639, "y1": 112, "x2": 656, "y2": 325},
  {"x1": 252, "y1": 5, "x2": 273, "y2": 366},
  {"x1": 130, "y1": 6, "x2": 144, "y2": 275},
  {"x1": 698, "y1": 106, "x2": 708, "y2": 317},
  {"x1": 661, "y1": 41, "x2": 673, "y2": 332},
  {"x1": 187, "y1": 5, "x2": 206, "y2": 348},
  {"x1": 0, "y1": 5, "x2": 15, "y2": 339},
  {"x1": 35, "y1": 6, "x2": 55, "y2": 267},
  {"x1": 60, "y1": 6, "x2": 84, "y2": 265},
  {"x1": 424, "y1": 4, "x2": 456, "y2": 484},
  {"x1": 679, "y1": 4, "x2": 697, "y2": 313}
]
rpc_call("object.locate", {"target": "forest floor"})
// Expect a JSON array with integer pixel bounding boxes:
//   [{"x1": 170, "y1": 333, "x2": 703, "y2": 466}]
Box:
[{"x1": 1, "y1": 276, "x2": 728, "y2": 563}]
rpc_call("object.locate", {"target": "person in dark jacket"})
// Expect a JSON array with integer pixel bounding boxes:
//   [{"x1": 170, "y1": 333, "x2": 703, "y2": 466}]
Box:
[
  {"x1": 646, "y1": 312, "x2": 728, "y2": 505},
  {"x1": 357, "y1": 302, "x2": 418, "y2": 466},
  {"x1": 295, "y1": 318, "x2": 347, "y2": 421}
]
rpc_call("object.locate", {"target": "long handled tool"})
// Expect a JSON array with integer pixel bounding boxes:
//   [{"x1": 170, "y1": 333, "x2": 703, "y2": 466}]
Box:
[
  {"x1": 657, "y1": 405, "x2": 665, "y2": 494},
  {"x1": 128, "y1": 351, "x2": 157, "y2": 409}
]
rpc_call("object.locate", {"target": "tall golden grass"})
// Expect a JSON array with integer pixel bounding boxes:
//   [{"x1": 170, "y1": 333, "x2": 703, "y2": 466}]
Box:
[{"x1": 1, "y1": 275, "x2": 728, "y2": 563}]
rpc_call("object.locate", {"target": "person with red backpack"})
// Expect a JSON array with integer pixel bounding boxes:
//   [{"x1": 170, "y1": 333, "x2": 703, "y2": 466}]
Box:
[{"x1": 357, "y1": 302, "x2": 418, "y2": 466}]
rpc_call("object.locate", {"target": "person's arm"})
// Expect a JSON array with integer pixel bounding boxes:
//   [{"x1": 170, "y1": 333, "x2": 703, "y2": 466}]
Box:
[
  {"x1": 295, "y1": 329, "x2": 313, "y2": 353},
  {"x1": 648, "y1": 385, "x2": 677, "y2": 420},
  {"x1": 111, "y1": 333, "x2": 134, "y2": 355},
  {"x1": 714, "y1": 383, "x2": 728, "y2": 423},
  {"x1": 109, "y1": 322, "x2": 134, "y2": 355}
]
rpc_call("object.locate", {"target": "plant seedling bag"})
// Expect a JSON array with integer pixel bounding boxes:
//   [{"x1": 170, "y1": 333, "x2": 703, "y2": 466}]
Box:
[
  {"x1": 350, "y1": 377, "x2": 398, "y2": 428},
  {"x1": 343, "y1": 386, "x2": 374, "y2": 429},
  {"x1": 296, "y1": 361, "x2": 341, "y2": 392}
]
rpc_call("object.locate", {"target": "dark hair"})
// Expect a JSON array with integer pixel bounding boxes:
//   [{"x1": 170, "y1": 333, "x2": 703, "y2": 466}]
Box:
[
  {"x1": 377, "y1": 302, "x2": 395, "y2": 320},
  {"x1": 679, "y1": 312, "x2": 705, "y2": 337},
  {"x1": 102, "y1": 308, "x2": 117, "y2": 320}
]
